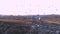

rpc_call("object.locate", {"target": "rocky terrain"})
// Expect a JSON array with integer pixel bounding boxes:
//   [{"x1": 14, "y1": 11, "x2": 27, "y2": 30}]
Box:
[
  {"x1": 0, "y1": 15, "x2": 60, "y2": 34},
  {"x1": 0, "y1": 21, "x2": 60, "y2": 34}
]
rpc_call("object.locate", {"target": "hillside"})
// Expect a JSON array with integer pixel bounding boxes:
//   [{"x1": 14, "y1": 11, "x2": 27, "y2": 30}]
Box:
[
  {"x1": 0, "y1": 15, "x2": 60, "y2": 24},
  {"x1": 41, "y1": 15, "x2": 60, "y2": 24},
  {"x1": 0, "y1": 15, "x2": 60, "y2": 34}
]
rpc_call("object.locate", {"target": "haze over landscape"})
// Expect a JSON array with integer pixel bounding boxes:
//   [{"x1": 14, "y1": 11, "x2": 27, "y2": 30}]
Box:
[
  {"x1": 0, "y1": 0, "x2": 60, "y2": 34},
  {"x1": 0, "y1": 0, "x2": 60, "y2": 15}
]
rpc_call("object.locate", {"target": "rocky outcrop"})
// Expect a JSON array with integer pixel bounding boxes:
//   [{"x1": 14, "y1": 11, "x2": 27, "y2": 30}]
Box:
[{"x1": 0, "y1": 21, "x2": 60, "y2": 34}]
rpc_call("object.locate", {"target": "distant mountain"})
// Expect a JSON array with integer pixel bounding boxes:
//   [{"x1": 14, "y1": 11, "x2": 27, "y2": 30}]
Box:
[{"x1": 41, "y1": 15, "x2": 60, "y2": 20}]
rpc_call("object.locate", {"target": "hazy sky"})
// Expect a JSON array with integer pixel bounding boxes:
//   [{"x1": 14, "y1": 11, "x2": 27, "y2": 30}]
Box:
[{"x1": 0, "y1": 0, "x2": 60, "y2": 15}]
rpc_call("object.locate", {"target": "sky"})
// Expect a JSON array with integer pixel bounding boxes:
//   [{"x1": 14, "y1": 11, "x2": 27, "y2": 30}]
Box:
[{"x1": 0, "y1": 0, "x2": 60, "y2": 15}]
